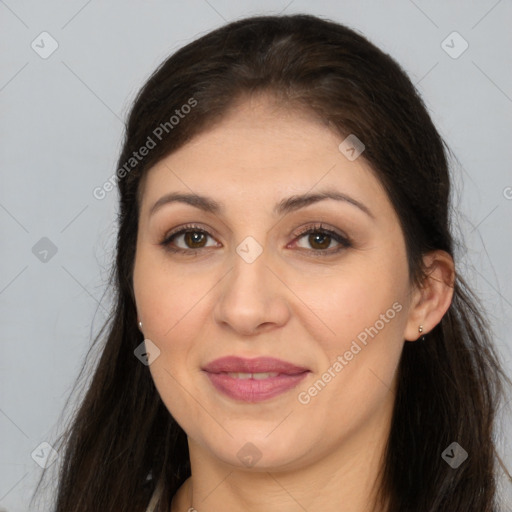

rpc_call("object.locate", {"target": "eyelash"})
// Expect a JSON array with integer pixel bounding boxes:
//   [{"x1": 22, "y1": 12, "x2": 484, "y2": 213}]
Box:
[{"x1": 159, "y1": 223, "x2": 352, "y2": 257}]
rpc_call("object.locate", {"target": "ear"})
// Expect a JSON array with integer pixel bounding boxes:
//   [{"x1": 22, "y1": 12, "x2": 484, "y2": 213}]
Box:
[{"x1": 404, "y1": 250, "x2": 455, "y2": 342}]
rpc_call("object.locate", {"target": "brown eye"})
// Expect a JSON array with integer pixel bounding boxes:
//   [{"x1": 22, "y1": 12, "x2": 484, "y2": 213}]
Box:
[
  {"x1": 160, "y1": 225, "x2": 219, "y2": 253},
  {"x1": 307, "y1": 232, "x2": 332, "y2": 250},
  {"x1": 293, "y1": 224, "x2": 352, "y2": 255},
  {"x1": 183, "y1": 231, "x2": 207, "y2": 248}
]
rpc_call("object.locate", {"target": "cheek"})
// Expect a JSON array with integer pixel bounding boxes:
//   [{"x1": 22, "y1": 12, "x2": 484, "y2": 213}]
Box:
[
  {"x1": 293, "y1": 275, "x2": 407, "y2": 439},
  {"x1": 294, "y1": 258, "x2": 408, "y2": 355},
  {"x1": 294, "y1": 243, "x2": 410, "y2": 413},
  {"x1": 133, "y1": 253, "x2": 214, "y2": 425},
  {"x1": 133, "y1": 249, "x2": 216, "y2": 340}
]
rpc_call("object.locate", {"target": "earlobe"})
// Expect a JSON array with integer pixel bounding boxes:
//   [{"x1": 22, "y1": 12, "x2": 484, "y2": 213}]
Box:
[{"x1": 404, "y1": 250, "x2": 455, "y2": 342}]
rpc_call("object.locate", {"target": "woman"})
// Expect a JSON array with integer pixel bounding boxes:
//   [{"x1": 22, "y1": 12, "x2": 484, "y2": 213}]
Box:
[{"x1": 34, "y1": 13, "x2": 510, "y2": 512}]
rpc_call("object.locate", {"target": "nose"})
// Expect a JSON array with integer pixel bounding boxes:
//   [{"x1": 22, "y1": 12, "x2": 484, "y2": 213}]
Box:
[{"x1": 213, "y1": 247, "x2": 291, "y2": 336}]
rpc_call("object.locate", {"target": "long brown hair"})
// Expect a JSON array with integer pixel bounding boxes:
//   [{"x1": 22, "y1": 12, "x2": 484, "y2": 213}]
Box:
[{"x1": 32, "y1": 14, "x2": 510, "y2": 511}]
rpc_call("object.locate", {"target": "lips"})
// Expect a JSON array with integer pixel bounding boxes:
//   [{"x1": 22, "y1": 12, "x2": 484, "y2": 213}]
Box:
[
  {"x1": 202, "y1": 356, "x2": 309, "y2": 375},
  {"x1": 202, "y1": 356, "x2": 310, "y2": 402}
]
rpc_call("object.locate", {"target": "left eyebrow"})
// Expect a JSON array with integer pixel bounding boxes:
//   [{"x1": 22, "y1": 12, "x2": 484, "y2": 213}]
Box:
[{"x1": 274, "y1": 189, "x2": 374, "y2": 219}]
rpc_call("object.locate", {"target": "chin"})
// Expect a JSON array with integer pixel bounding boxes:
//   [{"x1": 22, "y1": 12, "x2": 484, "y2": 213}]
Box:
[{"x1": 202, "y1": 430, "x2": 310, "y2": 471}]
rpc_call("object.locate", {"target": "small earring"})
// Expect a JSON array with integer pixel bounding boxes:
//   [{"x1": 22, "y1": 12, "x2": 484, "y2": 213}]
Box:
[
  {"x1": 138, "y1": 320, "x2": 143, "y2": 332},
  {"x1": 418, "y1": 325, "x2": 423, "y2": 333}
]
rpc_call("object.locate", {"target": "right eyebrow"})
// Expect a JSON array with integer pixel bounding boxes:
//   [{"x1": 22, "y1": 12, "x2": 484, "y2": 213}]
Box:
[{"x1": 149, "y1": 192, "x2": 222, "y2": 217}]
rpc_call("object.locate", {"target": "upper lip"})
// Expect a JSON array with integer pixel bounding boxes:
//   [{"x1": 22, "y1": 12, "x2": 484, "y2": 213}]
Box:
[{"x1": 202, "y1": 356, "x2": 309, "y2": 375}]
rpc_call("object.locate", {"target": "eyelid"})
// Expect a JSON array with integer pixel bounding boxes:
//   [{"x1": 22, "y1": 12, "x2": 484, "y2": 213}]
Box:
[
  {"x1": 162, "y1": 222, "x2": 217, "y2": 240},
  {"x1": 291, "y1": 222, "x2": 349, "y2": 241}
]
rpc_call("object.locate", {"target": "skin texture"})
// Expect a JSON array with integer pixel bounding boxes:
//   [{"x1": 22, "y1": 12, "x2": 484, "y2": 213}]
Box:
[{"x1": 132, "y1": 95, "x2": 455, "y2": 512}]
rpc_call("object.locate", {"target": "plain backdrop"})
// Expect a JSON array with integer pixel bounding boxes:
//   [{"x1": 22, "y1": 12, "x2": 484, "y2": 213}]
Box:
[{"x1": 0, "y1": 1, "x2": 511, "y2": 510}]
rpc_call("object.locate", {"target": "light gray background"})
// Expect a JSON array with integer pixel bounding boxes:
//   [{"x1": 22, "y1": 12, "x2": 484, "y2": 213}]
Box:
[{"x1": 1, "y1": 1, "x2": 511, "y2": 510}]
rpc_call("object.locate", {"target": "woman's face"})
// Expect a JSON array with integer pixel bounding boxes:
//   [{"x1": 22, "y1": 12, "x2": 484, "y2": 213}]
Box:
[{"x1": 133, "y1": 95, "x2": 419, "y2": 472}]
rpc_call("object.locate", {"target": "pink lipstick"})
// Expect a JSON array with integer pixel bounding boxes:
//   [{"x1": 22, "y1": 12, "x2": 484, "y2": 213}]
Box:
[{"x1": 202, "y1": 356, "x2": 310, "y2": 402}]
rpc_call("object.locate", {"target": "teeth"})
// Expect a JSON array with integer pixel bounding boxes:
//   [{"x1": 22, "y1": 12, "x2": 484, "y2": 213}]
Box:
[
  {"x1": 226, "y1": 372, "x2": 280, "y2": 379},
  {"x1": 228, "y1": 372, "x2": 252, "y2": 379},
  {"x1": 252, "y1": 372, "x2": 279, "y2": 380}
]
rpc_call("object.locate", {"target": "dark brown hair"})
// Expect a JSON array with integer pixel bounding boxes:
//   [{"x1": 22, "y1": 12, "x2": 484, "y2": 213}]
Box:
[{"x1": 32, "y1": 13, "x2": 510, "y2": 512}]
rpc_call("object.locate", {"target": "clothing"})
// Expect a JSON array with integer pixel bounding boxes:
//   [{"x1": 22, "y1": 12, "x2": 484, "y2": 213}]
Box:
[{"x1": 145, "y1": 476, "x2": 164, "y2": 512}]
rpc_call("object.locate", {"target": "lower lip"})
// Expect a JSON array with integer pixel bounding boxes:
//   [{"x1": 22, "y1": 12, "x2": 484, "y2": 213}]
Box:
[{"x1": 204, "y1": 371, "x2": 309, "y2": 402}]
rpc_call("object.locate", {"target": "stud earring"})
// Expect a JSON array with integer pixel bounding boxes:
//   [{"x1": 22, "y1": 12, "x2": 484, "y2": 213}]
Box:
[
  {"x1": 138, "y1": 320, "x2": 143, "y2": 332},
  {"x1": 418, "y1": 325, "x2": 423, "y2": 333}
]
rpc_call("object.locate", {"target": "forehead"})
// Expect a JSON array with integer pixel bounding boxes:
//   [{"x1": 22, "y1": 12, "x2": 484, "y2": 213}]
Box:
[{"x1": 138, "y1": 96, "x2": 389, "y2": 219}]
